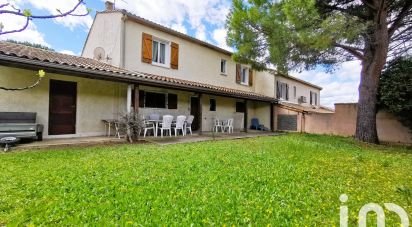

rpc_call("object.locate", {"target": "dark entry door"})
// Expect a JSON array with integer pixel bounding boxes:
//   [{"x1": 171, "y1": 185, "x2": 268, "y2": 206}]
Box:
[
  {"x1": 49, "y1": 80, "x2": 77, "y2": 135},
  {"x1": 190, "y1": 96, "x2": 200, "y2": 131}
]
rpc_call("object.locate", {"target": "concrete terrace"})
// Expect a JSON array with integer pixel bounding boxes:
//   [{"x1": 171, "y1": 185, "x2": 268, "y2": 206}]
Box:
[{"x1": 9, "y1": 131, "x2": 281, "y2": 151}]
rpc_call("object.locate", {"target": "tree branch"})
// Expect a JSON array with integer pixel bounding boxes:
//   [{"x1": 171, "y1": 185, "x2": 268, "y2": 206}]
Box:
[
  {"x1": 0, "y1": 76, "x2": 42, "y2": 91},
  {"x1": 334, "y1": 43, "x2": 365, "y2": 60},
  {"x1": 0, "y1": 0, "x2": 89, "y2": 35},
  {"x1": 361, "y1": 0, "x2": 377, "y2": 10},
  {"x1": 0, "y1": 17, "x2": 29, "y2": 35},
  {"x1": 388, "y1": 2, "x2": 412, "y2": 38}
]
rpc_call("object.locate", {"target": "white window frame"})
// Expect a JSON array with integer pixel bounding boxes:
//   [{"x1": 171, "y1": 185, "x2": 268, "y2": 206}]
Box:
[
  {"x1": 220, "y1": 59, "x2": 227, "y2": 75},
  {"x1": 240, "y1": 66, "x2": 249, "y2": 85},
  {"x1": 152, "y1": 37, "x2": 170, "y2": 68}
]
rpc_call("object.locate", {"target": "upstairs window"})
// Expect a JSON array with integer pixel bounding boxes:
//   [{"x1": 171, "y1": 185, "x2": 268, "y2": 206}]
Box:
[
  {"x1": 236, "y1": 64, "x2": 253, "y2": 86},
  {"x1": 142, "y1": 33, "x2": 179, "y2": 69},
  {"x1": 276, "y1": 81, "x2": 289, "y2": 101},
  {"x1": 310, "y1": 91, "x2": 318, "y2": 105},
  {"x1": 152, "y1": 39, "x2": 168, "y2": 66},
  {"x1": 220, "y1": 59, "x2": 227, "y2": 74},
  {"x1": 241, "y1": 67, "x2": 249, "y2": 85}
]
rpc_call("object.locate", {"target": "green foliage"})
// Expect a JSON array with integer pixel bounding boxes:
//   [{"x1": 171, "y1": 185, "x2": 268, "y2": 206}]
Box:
[
  {"x1": 226, "y1": 0, "x2": 367, "y2": 72},
  {"x1": 5, "y1": 39, "x2": 55, "y2": 51},
  {"x1": 0, "y1": 134, "x2": 410, "y2": 225},
  {"x1": 378, "y1": 56, "x2": 412, "y2": 130},
  {"x1": 22, "y1": 9, "x2": 32, "y2": 17}
]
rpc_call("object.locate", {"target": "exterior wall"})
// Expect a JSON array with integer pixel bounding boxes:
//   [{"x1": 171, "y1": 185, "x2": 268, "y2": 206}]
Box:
[
  {"x1": 82, "y1": 12, "x2": 124, "y2": 67},
  {"x1": 305, "y1": 103, "x2": 412, "y2": 144},
  {"x1": 81, "y1": 11, "x2": 323, "y2": 109},
  {"x1": 0, "y1": 66, "x2": 127, "y2": 138},
  {"x1": 255, "y1": 70, "x2": 275, "y2": 97},
  {"x1": 275, "y1": 106, "x2": 304, "y2": 132},
  {"x1": 275, "y1": 75, "x2": 321, "y2": 107},
  {"x1": 137, "y1": 85, "x2": 192, "y2": 118},
  {"x1": 253, "y1": 101, "x2": 271, "y2": 129},
  {"x1": 201, "y1": 95, "x2": 245, "y2": 131},
  {"x1": 130, "y1": 86, "x2": 271, "y2": 132},
  {"x1": 123, "y1": 20, "x2": 255, "y2": 93}
]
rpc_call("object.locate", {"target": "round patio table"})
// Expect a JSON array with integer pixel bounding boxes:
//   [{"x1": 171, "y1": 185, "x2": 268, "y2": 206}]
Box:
[{"x1": 0, "y1": 137, "x2": 20, "y2": 152}]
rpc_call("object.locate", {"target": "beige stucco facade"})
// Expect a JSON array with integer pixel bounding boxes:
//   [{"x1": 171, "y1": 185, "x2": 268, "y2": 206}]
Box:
[
  {"x1": 275, "y1": 75, "x2": 321, "y2": 107},
  {"x1": 0, "y1": 66, "x2": 274, "y2": 138},
  {"x1": 0, "y1": 66, "x2": 127, "y2": 139},
  {"x1": 81, "y1": 11, "x2": 297, "y2": 99}
]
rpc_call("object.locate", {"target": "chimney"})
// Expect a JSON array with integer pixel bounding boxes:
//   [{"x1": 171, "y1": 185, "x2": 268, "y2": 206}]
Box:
[{"x1": 105, "y1": 1, "x2": 114, "y2": 11}]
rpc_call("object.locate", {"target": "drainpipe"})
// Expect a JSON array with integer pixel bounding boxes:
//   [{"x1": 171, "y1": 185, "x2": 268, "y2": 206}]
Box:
[{"x1": 120, "y1": 14, "x2": 127, "y2": 68}]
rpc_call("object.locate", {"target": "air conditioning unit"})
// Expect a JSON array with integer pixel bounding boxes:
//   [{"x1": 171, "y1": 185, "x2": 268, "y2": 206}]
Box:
[{"x1": 299, "y1": 96, "x2": 307, "y2": 103}]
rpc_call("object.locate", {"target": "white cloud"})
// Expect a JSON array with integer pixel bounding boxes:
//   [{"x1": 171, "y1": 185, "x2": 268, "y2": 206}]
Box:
[
  {"x1": 0, "y1": 11, "x2": 49, "y2": 46},
  {"x1": 59, "y1": 49, "x2": 76, "y2": 55},
  {"x1": 212, "y1": 28, "x2": 233, "y2": 51},
  {"x1": 110, "y1": 0, "x2": 231, "y2": 44},
  {"x1": 294, "y1": 61, "x2": 362, "y2": 108},
  {"x1": 170, "y1": 23, "x2": 187, "y2": 34},
  {"x1": 195, "y1": 25, "x2": 207, "y2": 41},
  {"x1": 16, "y1": 0, "x2": 93, "y2": 30}
]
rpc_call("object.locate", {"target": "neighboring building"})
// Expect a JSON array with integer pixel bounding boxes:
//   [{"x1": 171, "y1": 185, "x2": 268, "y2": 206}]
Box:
[{"x1": 0, "y1": 2, "x2": 325, "y2": 139}]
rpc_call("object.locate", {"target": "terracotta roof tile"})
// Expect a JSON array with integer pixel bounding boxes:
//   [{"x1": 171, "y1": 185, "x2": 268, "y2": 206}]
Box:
[{"x1": 0, "y1": 42, "x2": 275, "y2": 102}]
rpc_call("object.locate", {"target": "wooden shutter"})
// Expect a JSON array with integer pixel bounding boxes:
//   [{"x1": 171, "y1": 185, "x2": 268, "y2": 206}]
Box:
[
  {"x1": 141, "y1": 33, "x2": 152, "y2": 63},
  {"x1": 285, "y1": 84, "x2": 289, "y2": 100},
  {"x1": 310, "y1": 91, "x2": 313, "y2": 104},
  {"x1": 248, "y1": 69, "x2": 253, "y2": 86},
  {"x1": 170, "y1": 42, "x2": 179, "y2": 69},
  {"x1": 236, "y1": 64, "x2": 241, "y2": 83},
  {"x1": 276, "y1": 81, "x2": 280, "y2": 98},
  {"x1": 168, "y1": 94, "x2": 178, "y2": 109}
]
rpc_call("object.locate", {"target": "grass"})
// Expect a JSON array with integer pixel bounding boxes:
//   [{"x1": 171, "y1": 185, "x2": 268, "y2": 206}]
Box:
[{"x1": 0, "y1": 134, "x2": 411, "y2": 225}]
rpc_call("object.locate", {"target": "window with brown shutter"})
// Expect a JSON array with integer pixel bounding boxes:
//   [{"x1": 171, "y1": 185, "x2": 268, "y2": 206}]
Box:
[
  {"x1": 170, "y1": 42, "x2": 179, "y2": 69},
  {"x1": 168, "y1": 94, "x2": 178, "y2": 109},
  {"x1": 249, "y1": 69, "x2": 253, "y2": 86},
  {"x1": 236, "y1": 64, "x2": 241, "y2": 83},
  {"x1": 142, "y1": 33, "x2": 152, "y2": 63}
]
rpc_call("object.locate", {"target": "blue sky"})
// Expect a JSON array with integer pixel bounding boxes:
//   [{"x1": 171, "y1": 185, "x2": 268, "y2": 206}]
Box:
[{"x1": 0, "y1": 0, "x2": 360, "y2": 107}]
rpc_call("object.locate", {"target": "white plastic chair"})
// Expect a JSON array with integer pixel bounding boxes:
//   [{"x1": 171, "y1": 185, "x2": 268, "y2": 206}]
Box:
[
  {"x1": 174, "y1": 115, "x2": 187, "y2": 136},
  {"x1": 159, "y1": 115, "x2": 173, "y2": 137},
  {"x1": 223, "y1": 118, "x2": 234, "y2": 133},
  {"x1": 149, "y1": 113, "x2": 160, "y2": 120},
  {"x1": 185, "y1": 115, "x2": 195, "y2": 135},
  {"x1": 142, "y1": 120, "x2": 155, "y2": 137},
  {"x1": 213, "y1": 118, "x2": 223, "y2": 132}
]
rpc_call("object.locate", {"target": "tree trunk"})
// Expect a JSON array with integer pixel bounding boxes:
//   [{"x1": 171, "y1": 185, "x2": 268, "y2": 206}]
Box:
[
  {"x1": 356, "y1": 60, "x2": 381, "y2": 143},
  {"x1": 355, "y1": 4, "x2": 389, "y2": 144}
]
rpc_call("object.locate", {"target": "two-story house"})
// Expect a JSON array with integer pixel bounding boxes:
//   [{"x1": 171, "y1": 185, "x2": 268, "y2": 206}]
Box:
[{"x1": 0, "y1": 1, "x2": 326, "y2": 139}]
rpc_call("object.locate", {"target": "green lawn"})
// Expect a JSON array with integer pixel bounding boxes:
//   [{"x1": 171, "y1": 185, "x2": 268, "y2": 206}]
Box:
[{"x1": 0, "y1": 134, "x2": 411, "y2": 225}]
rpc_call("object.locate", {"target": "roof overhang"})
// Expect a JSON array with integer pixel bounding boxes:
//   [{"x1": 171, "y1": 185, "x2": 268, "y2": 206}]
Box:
[{"x1": 0, "y1": 55, "x2": 277, "y2": 103}]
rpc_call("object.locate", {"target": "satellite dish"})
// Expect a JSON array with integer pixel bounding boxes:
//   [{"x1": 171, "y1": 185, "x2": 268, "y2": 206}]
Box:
[{"x1": 93, "y1": 47, "x2": 106, "y2": 61}]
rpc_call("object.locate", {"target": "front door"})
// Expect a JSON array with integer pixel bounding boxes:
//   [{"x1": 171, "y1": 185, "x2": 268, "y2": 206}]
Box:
[
  {"x1": 190, "y1": 96, "x2": 200, "y2": 131},
  {"x1": 49, "y1": 80, "x2": 77, "y2": 135}
]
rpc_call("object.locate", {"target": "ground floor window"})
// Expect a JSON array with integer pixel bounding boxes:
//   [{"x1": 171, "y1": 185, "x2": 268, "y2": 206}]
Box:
[
  {"x1": 236, "y1": 101, "x2": 246, "y2": 113},
  {"x1": 137, "y1": 90, "x2": 178, "y2": 109},
  {"x1": 210, "y1": 98, "x2": 216, "y2": 111}
]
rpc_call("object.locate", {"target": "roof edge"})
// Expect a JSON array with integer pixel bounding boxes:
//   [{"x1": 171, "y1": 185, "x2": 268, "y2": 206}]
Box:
[
  {"x1": 0, "y1": 54, "x2": 275, "y2": 103},
  {"x1": 97, "y1": 10, "x2": 233, "y2": 56}
]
